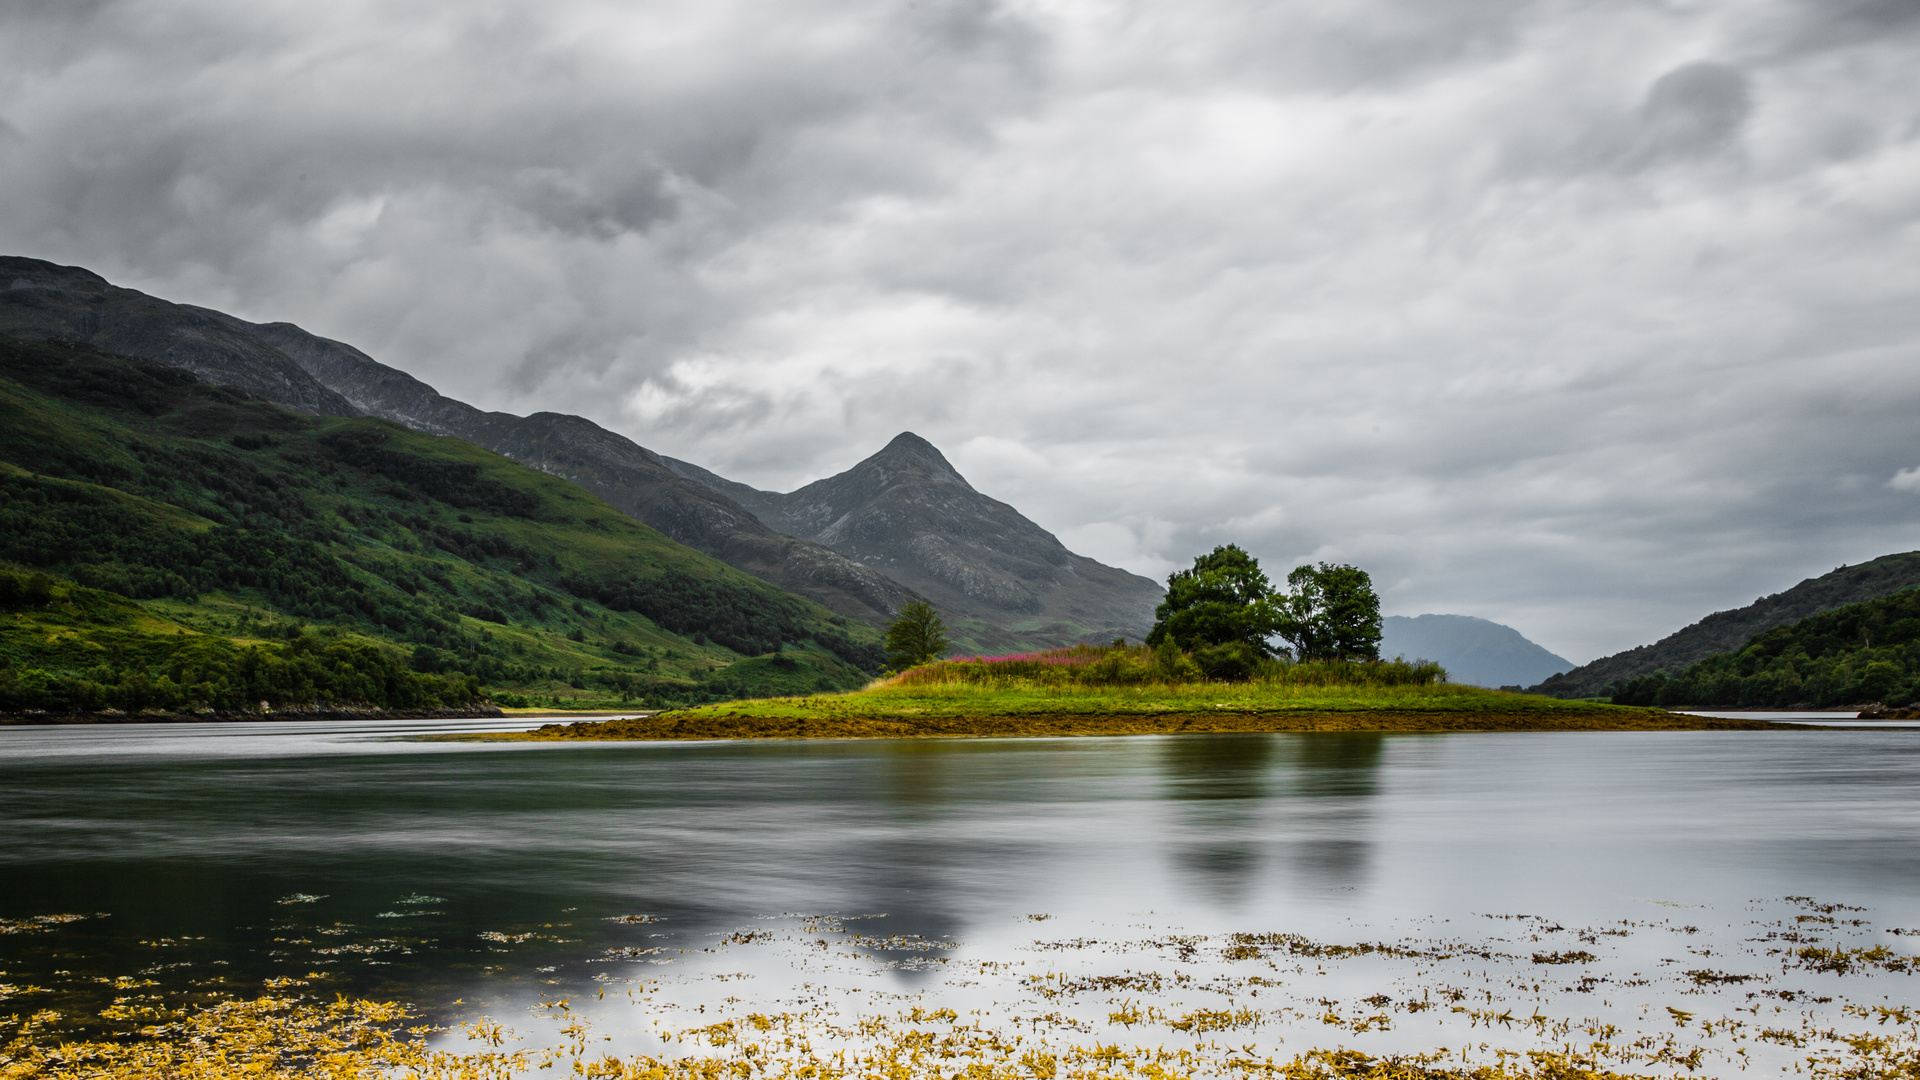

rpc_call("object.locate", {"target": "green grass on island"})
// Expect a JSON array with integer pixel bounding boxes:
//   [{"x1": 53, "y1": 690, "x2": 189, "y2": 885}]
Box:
[{"x1": 511, "y1": 644, "x2": 1786, "y2": 740}]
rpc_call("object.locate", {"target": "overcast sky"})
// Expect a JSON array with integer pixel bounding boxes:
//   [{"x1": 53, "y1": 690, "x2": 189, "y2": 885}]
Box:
[{"x1": 5, "y1": 0, "x2": 1920, "y2": 662}]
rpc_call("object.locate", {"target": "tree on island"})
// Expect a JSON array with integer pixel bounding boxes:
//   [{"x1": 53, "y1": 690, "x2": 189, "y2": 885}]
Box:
[
  {"x1": 1145, "y1": 545, "x2": 1281, "y2": 678},
  {"x1": 1146, "y1": 547, "x2": 1384, "y2": 675},
  {"x1": 885, "y1": 600, "x2": 951, "y2": 670},
  {"x1": 1276, "y1": 562, "x2": 1383, "y2": 662}
]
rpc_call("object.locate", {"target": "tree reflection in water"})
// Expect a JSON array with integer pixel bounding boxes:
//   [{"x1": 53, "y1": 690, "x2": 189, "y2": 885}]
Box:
[{"x1": 1159, "y1": 733, "x2": 1385, "y2": 904}]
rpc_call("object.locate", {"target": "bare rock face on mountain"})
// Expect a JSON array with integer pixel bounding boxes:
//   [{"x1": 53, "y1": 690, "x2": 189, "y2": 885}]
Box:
[
  {"x1": 1532, "y1": 551, "x2": 1920, "y2": 698},
  {"x1": 0, "y1": 255, "x2": 916, "y2": 626},
  {"x1": 665, "y1": 434, "x2": 1165, "y2": 651},
  {"x1": 0, "y1": 257, "x2": 359, "y2": 417}
]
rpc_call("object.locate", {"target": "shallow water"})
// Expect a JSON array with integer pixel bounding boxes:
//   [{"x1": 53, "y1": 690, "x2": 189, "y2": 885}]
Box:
[{"x1": 4, "y1": 723, "x2": 1919, "y2": 1074}]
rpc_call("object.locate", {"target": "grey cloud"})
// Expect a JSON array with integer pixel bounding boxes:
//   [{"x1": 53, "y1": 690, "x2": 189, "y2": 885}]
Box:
[
  {"x1": 1635, "y1": 62, "x2": 1752, "y2": 163},
  {"x1": 1765, "y1": 0, "x2": 1920, "y2": 58},
  {"x1": 507, "y1": 167, "x2": 679, "y2": 240},
  {"x1": 1187, "y1": 0, "x2": 1549, "y2": 93},
  {"x1": 1495, "y1": 59, "x2": 1755, "y2": 179}
]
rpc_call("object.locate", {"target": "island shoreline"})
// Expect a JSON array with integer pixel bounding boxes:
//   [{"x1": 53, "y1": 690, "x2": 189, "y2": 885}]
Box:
[{"x1": 483, "y1": 708, "x2": 1806, "y2": 741}]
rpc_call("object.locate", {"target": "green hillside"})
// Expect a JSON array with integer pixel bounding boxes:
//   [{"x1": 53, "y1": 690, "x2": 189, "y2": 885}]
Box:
[
  {"x1": 0, "y1": 335, "x2": 882, "y2": 718},
  {"x1": 1608, "y1": 586, "x2": 1920, "y2": 709}
]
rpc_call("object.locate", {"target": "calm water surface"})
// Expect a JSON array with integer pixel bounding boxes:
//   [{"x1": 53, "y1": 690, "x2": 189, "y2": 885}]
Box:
[{"x1": 4, "y1": 722, "x2": 1918, "y2": 1072}]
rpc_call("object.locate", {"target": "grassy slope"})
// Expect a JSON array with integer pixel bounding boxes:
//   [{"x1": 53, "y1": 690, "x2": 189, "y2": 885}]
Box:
[
  {"x1": 515, "y1": 677, "x2": 1781, "y2": 740},
  {"x1": 0, "y1": 336, "x2": 881, "y2": 715}
]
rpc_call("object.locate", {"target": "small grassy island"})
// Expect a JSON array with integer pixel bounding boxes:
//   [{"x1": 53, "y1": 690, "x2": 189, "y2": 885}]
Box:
[{"x1": 510, "y1": 644, "x2": 1783, "y2": 741}]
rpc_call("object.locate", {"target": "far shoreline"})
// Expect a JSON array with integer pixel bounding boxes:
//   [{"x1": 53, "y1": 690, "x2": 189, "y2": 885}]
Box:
[{"x1": 0, "y1": 706, "x2": 654, "y2": 727}]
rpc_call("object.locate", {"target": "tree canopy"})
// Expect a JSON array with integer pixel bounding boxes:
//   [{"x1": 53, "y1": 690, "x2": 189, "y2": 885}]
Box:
[
  {"x1": 1145, "y1": 544, "x2": 1280, "y2": 657},
  {"x1": 1275, "y1": 562, "x2": 1382, "y2": 662},
  {"x1": 885, "y1": 601, "x2": 951, "y2": 670},
  {"x1": 1146, "y1": 548, "x2": 1383, "y2": 672}
]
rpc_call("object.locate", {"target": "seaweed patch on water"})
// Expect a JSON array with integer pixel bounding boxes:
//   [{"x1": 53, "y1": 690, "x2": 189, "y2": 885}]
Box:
[
  {"x1": 6, "y1": 898, "x2": 1920, "y2": 1079},
  {"x1": 0, "y1": 915, "x2": 97, "y2": 937}
]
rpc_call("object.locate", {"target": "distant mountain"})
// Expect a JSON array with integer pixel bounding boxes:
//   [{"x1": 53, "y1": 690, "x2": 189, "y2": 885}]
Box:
[
  {"x1": 0, "y1": 256, "x2": 917, "y2": 628},
  {"x1": 1531, "y1": 551, "x2": 1920, "y2": 698},
  {"x1": 1379, "y1": 614, "x2": 1572, "y2": 688},
  {"x1": 664, "y1": 434, "x2": 1165, "y2": 652}
]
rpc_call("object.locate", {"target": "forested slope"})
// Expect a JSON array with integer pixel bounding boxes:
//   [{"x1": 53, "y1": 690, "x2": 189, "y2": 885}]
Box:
[
  {"x1": 0, "y1": 335, "x2": 882, "y2": 718},
  {"x1": 1608, "y1": 586, "x2": 1920, "y2": 709},
  {"x1": 1531, "y1": 551, "x2": 1920, "y2": 697}
]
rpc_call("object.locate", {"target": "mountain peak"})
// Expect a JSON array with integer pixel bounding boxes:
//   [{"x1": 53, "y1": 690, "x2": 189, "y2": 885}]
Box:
[
  {"x1": 671, "y1": 431, "x2": 1164, "y2": 645},
  {"x1": 869, "y1": 431, "x2": 964, "y2": 482}
]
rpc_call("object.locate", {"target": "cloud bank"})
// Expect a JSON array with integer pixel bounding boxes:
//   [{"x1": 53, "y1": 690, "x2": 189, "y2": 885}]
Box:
[{"x1": 4, "y1": 0, "x2": 1919, "y2": 660}]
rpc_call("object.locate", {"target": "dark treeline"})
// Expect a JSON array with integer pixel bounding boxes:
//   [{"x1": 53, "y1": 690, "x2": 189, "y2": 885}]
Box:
[
  {"x1": 319, "y1": 429, "x2": 540, "y2": 518},
  {"x1": 0, "y1": 471, "x2": 434, "y2": 630},
  {"x1": 0, "y1": 572, "x2": 480, "y2": 712},
  {"x1": 1610, "y1": 588, "x2": 1920, "y2": 708}
]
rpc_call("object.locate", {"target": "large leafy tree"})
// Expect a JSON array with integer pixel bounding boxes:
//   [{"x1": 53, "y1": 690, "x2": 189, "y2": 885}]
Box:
[
  {"x1": 884, "y1": 600, "x2": 951, "y2": 669},
  {"x1": 1276, "y1": 562, "x2": 1382, "y2": 662},
  {"x1": 1145, "y1": 545, "x2": 1280, "y2": 656}
]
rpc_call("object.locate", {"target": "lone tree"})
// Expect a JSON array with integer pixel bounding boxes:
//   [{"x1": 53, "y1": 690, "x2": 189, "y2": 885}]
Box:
[
  {"x1": 885, "y1": 601, "x2": 951, "y2": 669},
  {"x1": 1275, "y1": 562, "x2": 1382, "y2": 662},
  {"x1": 1145, "y1": 545, "x2": 1281, "y2": 660}
]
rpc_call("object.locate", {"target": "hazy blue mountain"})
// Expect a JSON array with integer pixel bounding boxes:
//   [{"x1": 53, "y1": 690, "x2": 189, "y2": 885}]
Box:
[{"x1": 1381, "y1": 614, "x2": 1573, "y2": 688}]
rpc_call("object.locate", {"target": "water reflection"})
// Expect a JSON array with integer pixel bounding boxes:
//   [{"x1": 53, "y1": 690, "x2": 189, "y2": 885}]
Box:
[
  {"x1": 1160, "y1": 733, "x2": 1277, "y2": 802},
  {"x1": 1158, "y1": 734, "x2": 1385, "y2": 905},
  {"x1": 1290, "y1": 733, "x2": 1385, "y2": 795},
  {"x1": 8, "y1": 726, "x2": 1920, "y2": 1028}
]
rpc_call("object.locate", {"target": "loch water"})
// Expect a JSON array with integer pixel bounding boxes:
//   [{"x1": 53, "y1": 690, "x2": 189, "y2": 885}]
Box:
[{"x1": 4, "y1": 721, "x2": 1920, "y2": 1072}]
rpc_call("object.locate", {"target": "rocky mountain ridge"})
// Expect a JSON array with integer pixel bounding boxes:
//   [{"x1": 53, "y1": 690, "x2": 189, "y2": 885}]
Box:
[
  {"x1": 1, "y1": 258, "x2": 357, "y2": 416},
  {"x1": 204, "y1": 311, "x2": 921, "y2": 627}
]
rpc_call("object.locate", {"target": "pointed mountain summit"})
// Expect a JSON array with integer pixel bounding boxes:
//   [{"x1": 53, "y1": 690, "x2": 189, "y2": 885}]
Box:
[{"x1": 665, "y1": 435, "x2": 1164, "y2": 652}]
